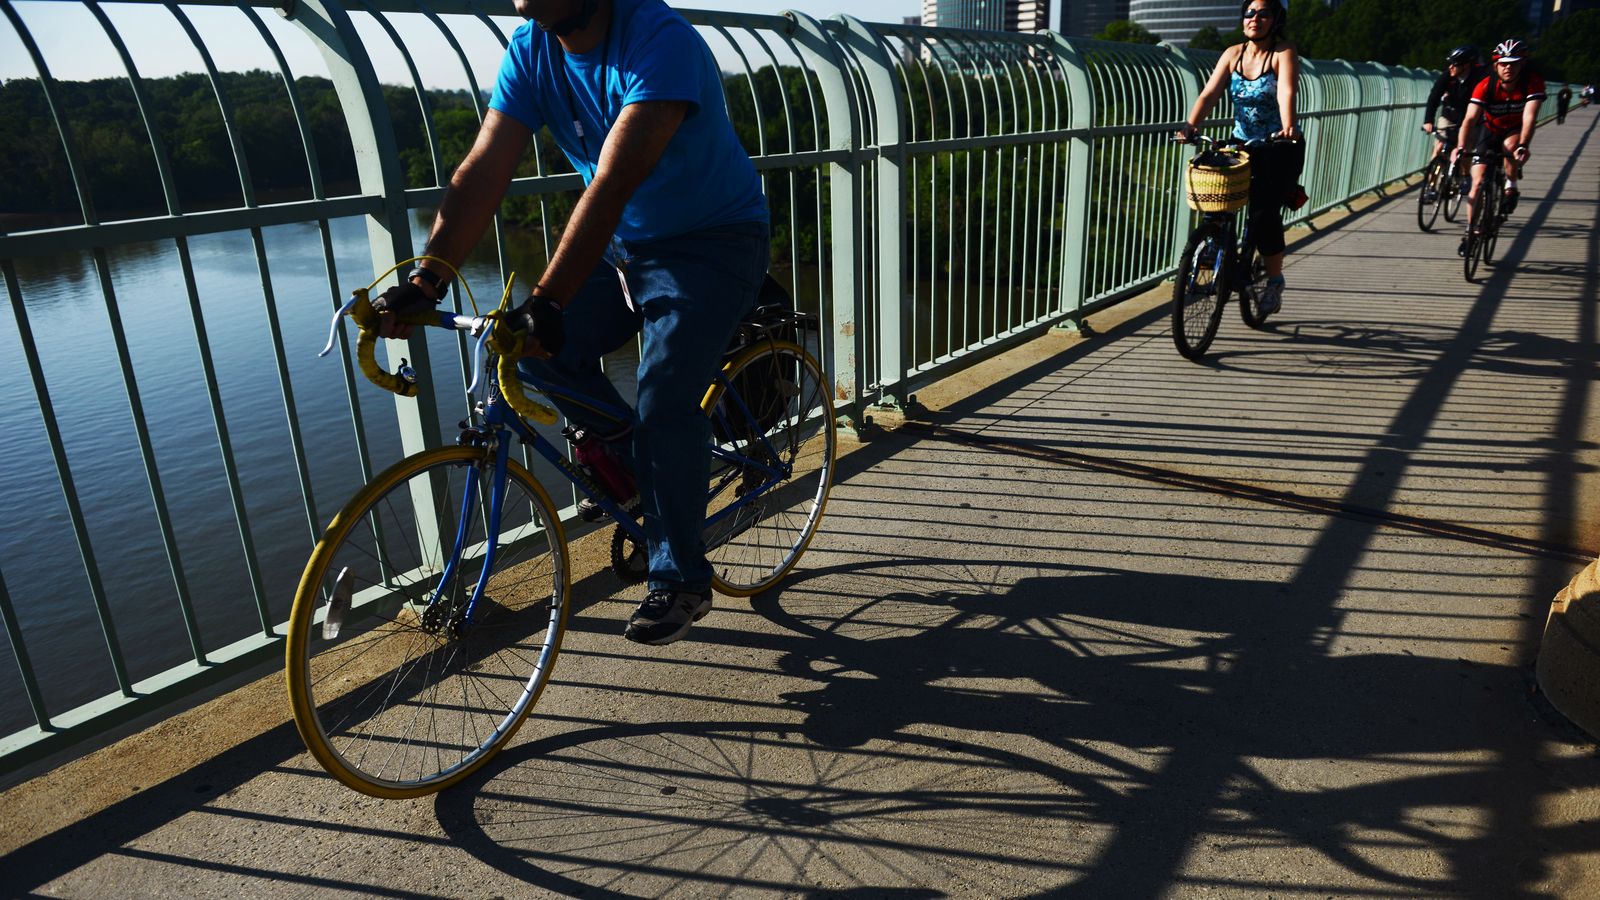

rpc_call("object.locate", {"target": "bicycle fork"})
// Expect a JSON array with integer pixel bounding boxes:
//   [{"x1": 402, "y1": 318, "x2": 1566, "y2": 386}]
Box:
[{"x1": 422, "y1": 437, "x2": 515, "y2": 637}]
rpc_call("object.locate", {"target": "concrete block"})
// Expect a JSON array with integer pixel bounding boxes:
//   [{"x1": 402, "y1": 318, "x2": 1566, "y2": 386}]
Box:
[{"x1": 1538, "y1": 558, "x2": 1600, "y2": 739}]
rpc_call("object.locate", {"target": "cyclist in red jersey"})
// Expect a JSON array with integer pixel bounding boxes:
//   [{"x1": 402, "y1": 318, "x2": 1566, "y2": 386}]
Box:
[{"x1": 1453, "y1": 38, "x2": 1544, "y2": 255}]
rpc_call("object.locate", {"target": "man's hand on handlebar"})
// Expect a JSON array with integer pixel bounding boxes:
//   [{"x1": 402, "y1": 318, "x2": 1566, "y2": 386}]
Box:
[
  {"x1": 510, "y1": 293, "x2": 566, "y2": 359},
  {"x1": 371, "y1": 280, "x2": 438, "y2": 339}
]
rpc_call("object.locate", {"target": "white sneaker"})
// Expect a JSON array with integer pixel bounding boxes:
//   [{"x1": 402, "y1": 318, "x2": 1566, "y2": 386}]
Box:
[{"x1": 1259, "y1": 280, "x2": 1284, "y2": 315}]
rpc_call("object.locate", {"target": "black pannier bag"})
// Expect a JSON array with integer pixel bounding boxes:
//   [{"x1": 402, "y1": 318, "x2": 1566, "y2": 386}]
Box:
[{"x1": 713, "y1": 273, "x2": 818, "y2": 445}]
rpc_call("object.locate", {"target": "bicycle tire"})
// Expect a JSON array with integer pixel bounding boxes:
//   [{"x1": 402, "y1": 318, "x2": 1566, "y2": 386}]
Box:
[
  {"x1": 1483, "y1": 176, "x2": 1501, "y2": 264},
  {"x1": 1236, "y1": 241, "x2": 1270, "y2": 329},
  {"x1": 1417, "y1": 158, "x2": 1443, "y2": 232},
  {"x1": 1444, "y1": 168, "x2": 1467, "y2": 222},
  {"x1": 286, "y1": 445, "x2": 570, "y2": 798},
  {"x1": 1172, "y1": 222, "x2": 1229, "y2": 361},
  {"x1": 1465, "y1": 188, "x2": 1487, "y2": 282},
  {"x1": 703, "y1": 340, "x2": 835, "y2": 597}
]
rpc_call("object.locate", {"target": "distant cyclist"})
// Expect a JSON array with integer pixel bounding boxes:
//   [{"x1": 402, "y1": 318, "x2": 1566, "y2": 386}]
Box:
[
  {"x1": 1454, "y1": 38, "x2": 1544, "y2": 257},
  {"x1": 1177, "y1": 0, "x2": 1303, "y2": 314},
  {"x1": 1421, "y1": 46, "x2": 1484, "y2": 200}
]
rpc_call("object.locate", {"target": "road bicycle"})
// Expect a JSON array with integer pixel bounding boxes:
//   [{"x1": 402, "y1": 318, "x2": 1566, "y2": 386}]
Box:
[
  {"x1": 1171, "y1": 134, "x2": 1282, "y2": 361},
  {"x1": 285, "y1": 261, "x2": 836, "y2": 798},
  {"x1": 1461, "y1": 145, "x2": 1519, "y2": 283},
  {"x1": 1416, "y1": 129, "x2": 1468, "y2": 231}
]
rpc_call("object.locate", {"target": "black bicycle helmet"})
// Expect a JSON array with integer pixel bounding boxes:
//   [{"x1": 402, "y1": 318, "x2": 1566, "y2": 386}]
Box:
[{"x1": 1447, "y1": 45, "x2": 1476, "y2": 66}]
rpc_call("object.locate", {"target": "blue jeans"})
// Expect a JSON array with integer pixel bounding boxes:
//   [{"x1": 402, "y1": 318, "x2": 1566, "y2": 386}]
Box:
[{"x1": 518, "y1": 222, "x2": 770, "y2": 593}]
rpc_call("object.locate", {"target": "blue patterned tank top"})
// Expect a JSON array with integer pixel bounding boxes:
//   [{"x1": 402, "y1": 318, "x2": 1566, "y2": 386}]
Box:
[{"x1": 1231, "y1": 70, "x2": 1282, "y2": 142}]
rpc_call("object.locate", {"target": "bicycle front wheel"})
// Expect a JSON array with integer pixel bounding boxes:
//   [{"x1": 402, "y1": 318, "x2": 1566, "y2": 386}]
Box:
[
  {"x1": 1465, "y1": 192, "x2": 1487, "y2": 282},
  {"x1": 1172, "y1": 222, "x2": 1229, "y2": 361},
  {"x1": 703, "y1": 340, "x2": 836, "y2": 596},
  {"x1": 1417, "y1": 158, "x2": 1443, "y2": 231},
  {"x1": 286, "y1": 446, "x2": 570, "y2": 798}
]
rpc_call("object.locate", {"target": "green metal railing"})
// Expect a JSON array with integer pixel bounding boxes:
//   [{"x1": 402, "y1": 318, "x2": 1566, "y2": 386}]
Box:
[{"x1": 0, "y1": 0, "x2": 1525, "y2": 774}]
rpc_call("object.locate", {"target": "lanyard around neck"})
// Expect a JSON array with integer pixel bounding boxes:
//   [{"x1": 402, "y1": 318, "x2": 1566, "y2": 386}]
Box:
[{"x1": 553, "y1": 12, "x2": 614, "y2": 161}]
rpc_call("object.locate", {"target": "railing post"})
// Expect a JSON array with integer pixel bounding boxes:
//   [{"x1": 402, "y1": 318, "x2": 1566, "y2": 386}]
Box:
[
  {"x1": 282, "y1": 0, "x2": 443, "y2": 566},
  {"x1": 785, "y1": 11, "x2": 865, "y2": 423},
  {"x1": 1336, "y1": 60, "x2": 1361, "y2": 203},
  {"x1": 1164, "y1": 44, "x2": 1206, "y2": 267},
  {"x1": 281, "y1": 0, "x2": 440, "y2": 458},
  {"x1": 1045, "y1": 33, "x2": 1094, "y2": 320},
  {"x1": 836, "y1": 16, "x2": 908, "y2": 409}
]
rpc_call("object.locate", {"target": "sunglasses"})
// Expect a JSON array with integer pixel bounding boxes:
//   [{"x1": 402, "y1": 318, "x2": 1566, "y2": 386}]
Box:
[{"x1": 1242, "y1": 8, "x2": 1274, "y2": 19}]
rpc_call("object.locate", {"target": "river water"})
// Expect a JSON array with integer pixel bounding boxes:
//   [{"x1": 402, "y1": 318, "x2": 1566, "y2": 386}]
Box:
[{"x1": 0, "y1": 214, "x2": 645, "y2": 736}]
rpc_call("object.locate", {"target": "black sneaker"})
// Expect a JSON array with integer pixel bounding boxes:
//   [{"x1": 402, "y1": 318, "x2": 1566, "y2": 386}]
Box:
[
  {"x1": 1457, "y1": 235, "x2": 1469, "y2": 257},
  {"x1": 623, "y1": 588, "x2": 712, "y2": 645},
  {"x1": 1502, "y1": 187, "x2": 1519, "y2": 216}
]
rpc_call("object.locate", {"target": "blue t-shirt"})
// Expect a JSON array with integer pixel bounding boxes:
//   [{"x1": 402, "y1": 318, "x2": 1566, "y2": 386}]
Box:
[{"x1": 488, "y1": 0, "x2": 768, "y2": 242}]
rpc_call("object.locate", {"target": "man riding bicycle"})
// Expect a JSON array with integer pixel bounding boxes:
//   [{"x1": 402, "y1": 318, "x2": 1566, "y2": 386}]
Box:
[
  {"x1": 371, "y1": 0, "x2": 770, "y2": 646},
  {"x1": 1454, "y1": 38, "x2": 1543, "y2": 256},
  {"x1": 1421, "y1": 46, "x2": 1483, "y2": 200}
]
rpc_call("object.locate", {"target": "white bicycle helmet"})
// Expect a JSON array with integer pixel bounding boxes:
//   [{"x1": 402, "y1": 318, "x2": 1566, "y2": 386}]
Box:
[{"x1": 1493, "y1": 39, "x2": 1527, "y2": 63}]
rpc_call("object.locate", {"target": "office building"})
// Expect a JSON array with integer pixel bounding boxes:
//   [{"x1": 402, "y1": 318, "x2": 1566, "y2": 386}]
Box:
[
  {"x1": 1128, "y1": 0, "x2": 1239, "y2": 46},
  {"x1": 921, "y1": 0, "x2": 1052, "y2": 33},
  {"x1": 1057, "y1": 0, "x2": 1130, "y2": 37}
]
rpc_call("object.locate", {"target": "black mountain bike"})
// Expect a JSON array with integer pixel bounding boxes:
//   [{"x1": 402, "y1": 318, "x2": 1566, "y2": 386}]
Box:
[{"x1": 1172, "y1": 134, "x2": 1281, "y2": 361}]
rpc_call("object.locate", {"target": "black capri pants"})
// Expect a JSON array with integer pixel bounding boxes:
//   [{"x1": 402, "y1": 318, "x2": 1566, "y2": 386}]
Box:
[{"x1": 1243, "y1": 139, "x2": 1306, "y2": 257}]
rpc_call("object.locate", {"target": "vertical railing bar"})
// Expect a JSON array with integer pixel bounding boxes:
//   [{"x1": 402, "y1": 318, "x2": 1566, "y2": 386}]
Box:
[
  {"x1": 3, "y1": 258, "x2": 132, "y2": 699},
  {"x1": 165, "y1": 3, "x2": 255, "y2": 205},
  {"x1": 238, "y1": 1, "x2": 329, "y2": 544},
  {"x1": 1, "y1": 0, "x2": 96, "y2": 226},
  {"x1": 0, "y1": 567, "x2": 51, "y2": 728},
  {"x1": 160, "y1": 4, "x2": 277, "y2": 636},
  {"x1": 82, "y1": 0, "x2": 181, "y2": 214},
  {"x1": 95, "y1": 247, "x2": 210, "y2": 664},
  {"x1": 416, "y1": 2, "x2": 505, "y2": 415}
]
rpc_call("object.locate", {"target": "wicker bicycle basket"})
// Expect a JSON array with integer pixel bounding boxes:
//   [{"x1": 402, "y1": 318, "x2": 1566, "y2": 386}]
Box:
[{"x1": 1185, "y1": 148, "x2": 1251, "y2": 212}]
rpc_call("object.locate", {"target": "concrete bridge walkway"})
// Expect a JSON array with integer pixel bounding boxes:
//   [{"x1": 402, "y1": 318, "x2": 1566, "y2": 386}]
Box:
[{"x1": 4, "y1": 107, "x2": 1599, "y2": 898}]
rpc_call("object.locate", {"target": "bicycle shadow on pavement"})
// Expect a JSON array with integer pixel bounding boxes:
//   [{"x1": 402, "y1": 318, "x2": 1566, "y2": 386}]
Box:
[{"x1": 437, "y1": 556, "x2": 1600, "y2": 897}]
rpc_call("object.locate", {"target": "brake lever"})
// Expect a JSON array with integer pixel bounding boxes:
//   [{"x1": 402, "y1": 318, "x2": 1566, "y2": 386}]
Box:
[{"x1": 319, "y1": 294, "x2": 361, "y2": 358}]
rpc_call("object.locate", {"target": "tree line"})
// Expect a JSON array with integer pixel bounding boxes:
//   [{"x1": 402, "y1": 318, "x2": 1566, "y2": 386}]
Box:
[{"x1": 1099, "y1": 0, "x2": 1599, "y2": 84}]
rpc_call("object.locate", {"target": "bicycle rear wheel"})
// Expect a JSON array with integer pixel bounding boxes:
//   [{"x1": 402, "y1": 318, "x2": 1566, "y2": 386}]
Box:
[
  {"x1": 703, "y1": 340, "x2": 835, "y2": 596},
  {"x1": 1416, "y1": 158, "x2": 1443, "y2": 231},
  {"x1": 1172, "y1": 222, "x2": 1229, "y2": 360},
  {"x1": 1444, "y1": 168, "x2": 1467, "y2": 222},
  {"x1": 286, "y1": 445, "x2": 569, "y2": 798},
  {"x1": 1236, "y1": 241, "x2": 1270, "y2": 329}
]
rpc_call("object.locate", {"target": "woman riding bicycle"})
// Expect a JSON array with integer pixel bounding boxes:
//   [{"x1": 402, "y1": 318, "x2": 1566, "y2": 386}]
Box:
[
  {"x1": 1453, "y1": 38, "x2": 1544, "y2": 257},
  {"x1": 1177, "y1": 0, "x2": 1303, "y2": 315}
]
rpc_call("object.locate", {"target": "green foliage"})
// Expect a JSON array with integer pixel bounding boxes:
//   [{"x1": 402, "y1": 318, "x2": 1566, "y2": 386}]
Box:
[
  {"x1": 1097, "y1": 20, "x2": 1161, "y2": 45},
  {"x1": 1291, "y1": 0, "x2": 1528, "y2": 68},
  {"x1": 1539, "y1": 10, "x2": 1600, "y2": 84},
  {"x1": 1189, "y1": 26, "x2": 1228, "y2": 51}
]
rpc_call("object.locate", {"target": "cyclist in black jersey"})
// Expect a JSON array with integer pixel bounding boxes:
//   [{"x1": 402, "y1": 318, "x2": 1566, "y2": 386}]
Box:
[{"x1": 1422, "y1": 46, "x2": 1484, "y2": 191}]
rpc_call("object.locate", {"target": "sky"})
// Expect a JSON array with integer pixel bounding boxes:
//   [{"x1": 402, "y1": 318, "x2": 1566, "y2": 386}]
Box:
[{"x1": 1, "y1": 1, "x2": 925, "y2": 87}]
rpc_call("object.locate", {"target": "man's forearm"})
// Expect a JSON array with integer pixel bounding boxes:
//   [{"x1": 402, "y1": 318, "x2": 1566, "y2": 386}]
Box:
[
  {"x1": 415, "y1": 110, "x2": 530, "y2": 291},
  {"x1": 533, "y1": 100, "x2": 688, "y2": 305}
]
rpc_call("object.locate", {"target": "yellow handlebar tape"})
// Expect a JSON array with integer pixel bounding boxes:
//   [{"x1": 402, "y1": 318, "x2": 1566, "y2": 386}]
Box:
[
  {"x1": 347, "y1": 285, "x2": 558, "y2": 425},
  {"x1": 487, "y1": 309, "x2": 557, "y2": 425}
]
